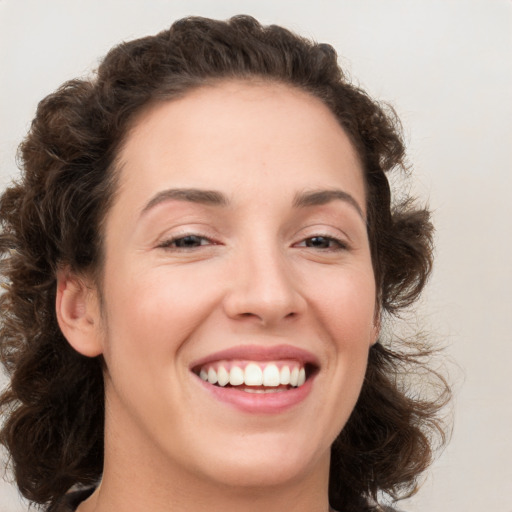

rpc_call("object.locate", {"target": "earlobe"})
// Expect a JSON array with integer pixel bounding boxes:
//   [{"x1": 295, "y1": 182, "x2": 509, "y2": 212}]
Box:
[{"x1": 56, "y1": 268, "x2": 104, "y2": 357}]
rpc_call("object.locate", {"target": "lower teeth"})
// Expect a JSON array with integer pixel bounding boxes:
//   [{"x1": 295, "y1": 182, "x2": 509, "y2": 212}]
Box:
[{"x1": 242, "y1": 388, "x2": 287, "y2": 393}]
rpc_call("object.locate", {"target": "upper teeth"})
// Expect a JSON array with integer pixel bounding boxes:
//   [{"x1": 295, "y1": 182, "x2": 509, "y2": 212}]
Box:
[{"x1": 198, "y1": 361, "x2": 306, "y2": 388}]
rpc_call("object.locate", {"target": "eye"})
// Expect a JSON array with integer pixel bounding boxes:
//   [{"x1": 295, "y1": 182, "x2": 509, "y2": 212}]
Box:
[
  {"x1": 296, "y1": 235, "x2": 348, "y2": 251},
  {"x1": 158, "y1": 234, "x2": 213, "y2": 250}
]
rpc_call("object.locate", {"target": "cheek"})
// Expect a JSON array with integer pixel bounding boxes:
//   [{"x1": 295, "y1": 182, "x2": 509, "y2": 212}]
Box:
[
  {"x1": 308, "y1": 266, "x2": 377, "y2": 345},
  {"x1": 312, "y1": 273, "x2": 375, "y2": 430},
  {"x1": 100, "y1": 265, "x2": 222, "y2": 363}
]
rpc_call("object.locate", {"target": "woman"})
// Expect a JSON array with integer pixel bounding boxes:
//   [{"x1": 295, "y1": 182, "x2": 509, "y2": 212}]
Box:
[{"x1": 0, "y1": 15, "x2": 449, "y2": 512}]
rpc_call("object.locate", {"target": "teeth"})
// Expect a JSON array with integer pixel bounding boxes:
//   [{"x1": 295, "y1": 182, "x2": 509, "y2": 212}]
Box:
[
  {"x1": 217, "y1": 366, "x2": 229, "y2": 387},
  {"x1": 229, "y1": 366, "x2": 244, "y2": 386},
  {"x1": 262, "y1": 364, "x2": 280, "y2": 387},
  {"x1": 198, "y1": 361, "x2": 309, "y2": 390},
  {"x1": 244, "y1": 363, "x2": 263, "y2": 386},
  {"x1": 244, "y1": 388, "x2": 286, "y2": 394},
  {"x1": 289, "y1": 367, "x2": 299, "y2": 387},
  {"x1": 280, "y1": 366, "x2": 290, "y2": 385},
  {"x1": 207, "y1": 367, "x2": 218, "y2": 385},
  {"x1": 298, "y1": 367, "x2": 306, "y2": 387}
]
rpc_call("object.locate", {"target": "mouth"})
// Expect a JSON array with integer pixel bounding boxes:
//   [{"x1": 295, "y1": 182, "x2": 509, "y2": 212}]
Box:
[
  {"x1": 190, "y1": 345, "x2": 319, "y2": 410},
  {"x1": 193, "y1": 360, "x2": 317, "y2": 393}
]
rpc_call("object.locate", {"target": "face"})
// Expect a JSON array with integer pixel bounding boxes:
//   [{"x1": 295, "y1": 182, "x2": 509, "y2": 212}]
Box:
[{"x1": 90, "y1": 81, "x2": 377, "y2": 489}]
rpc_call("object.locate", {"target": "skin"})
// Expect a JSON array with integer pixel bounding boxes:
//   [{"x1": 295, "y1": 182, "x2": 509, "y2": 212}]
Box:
[{"x1": 57, "y1": 81, "x2": 378, "y2": 512}]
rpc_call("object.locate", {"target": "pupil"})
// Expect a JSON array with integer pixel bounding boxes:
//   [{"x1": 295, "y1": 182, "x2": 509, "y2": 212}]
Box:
[
  {"x1": 307, "y1": 236, "x2": 329, "y2": 248},
  {"x1": 178, "y1": 235, "x2": 201, "y2": 247}
]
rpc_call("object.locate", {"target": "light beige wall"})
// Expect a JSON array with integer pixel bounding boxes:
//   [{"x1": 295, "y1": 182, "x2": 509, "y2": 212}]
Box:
[{"x1": 1, "y1": 1, "x2": 511, "y2": 510}]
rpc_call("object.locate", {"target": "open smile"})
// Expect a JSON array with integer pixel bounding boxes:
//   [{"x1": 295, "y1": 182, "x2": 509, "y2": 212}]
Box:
[
  {"x1": 190, "y1": 345, "x2": 319, "y2": 412},
  {"x1": 194, "y1": 360, "x2": 312, "y2": 389}
]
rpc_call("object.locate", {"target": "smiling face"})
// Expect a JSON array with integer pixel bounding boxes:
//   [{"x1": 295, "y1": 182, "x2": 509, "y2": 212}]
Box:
[{"x1": 65, "y1": 81, "x2": 378, "y2": 496}]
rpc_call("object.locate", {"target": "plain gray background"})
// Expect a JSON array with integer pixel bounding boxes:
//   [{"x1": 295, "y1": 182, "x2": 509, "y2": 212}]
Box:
[{"x1": 1, "y1": 1, "x2": 511, "y2": 511}]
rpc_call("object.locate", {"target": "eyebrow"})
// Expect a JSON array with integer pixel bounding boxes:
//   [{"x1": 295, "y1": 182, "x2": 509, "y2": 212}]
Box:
[
  {"x1": 139, "y1": 187, "x2": 365, "y2": 219},
  {"x1": 292, "y1": 189, "x2": 365, "y2": 219},
  {"x1": 140, "y1": 188, "x2": 229, "y2": 216}
]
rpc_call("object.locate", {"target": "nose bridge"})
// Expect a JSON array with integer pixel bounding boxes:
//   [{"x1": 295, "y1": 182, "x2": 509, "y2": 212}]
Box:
[{"x1": 223, "y1": 232, "x2": 304, "y2": 324}]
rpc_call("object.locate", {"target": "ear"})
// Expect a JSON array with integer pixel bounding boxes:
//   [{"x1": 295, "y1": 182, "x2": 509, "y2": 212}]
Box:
[{"x1": 56, "y1": 268, "x2": 104, "y2": 357}]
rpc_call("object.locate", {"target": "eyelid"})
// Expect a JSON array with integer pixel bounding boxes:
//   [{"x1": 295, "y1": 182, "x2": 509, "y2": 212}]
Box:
[
  {"x1": 293, "y1": 234, "x2": 350, "y2": 251},
  {"x1": 158, "y1": 235, "x2": 213, "y2": 249},
  {"x1": 155, "y1": 227, "x2": 220, "y2": 250},
  {"x1": 292, "y1": 223, "x2": 352, "y2": 247}
]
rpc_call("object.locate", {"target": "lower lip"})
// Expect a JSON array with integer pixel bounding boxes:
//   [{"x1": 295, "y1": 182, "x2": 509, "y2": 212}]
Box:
[{"x1": 195, "y1": 376, "x2": 314, "y2": 414}]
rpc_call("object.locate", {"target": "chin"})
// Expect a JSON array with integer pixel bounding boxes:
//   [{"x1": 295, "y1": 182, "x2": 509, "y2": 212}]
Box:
[
  {"x1": 184, "y1": 430, "x2": 330, "y2": 490},
  {"x1": 201, "y1": 456, "x2": 315, "y2": 490}
]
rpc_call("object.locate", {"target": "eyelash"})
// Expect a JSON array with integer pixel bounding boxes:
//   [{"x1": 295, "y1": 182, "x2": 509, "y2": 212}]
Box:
[
  {"x1": 157, "y1": 234, "x2": 215, "y2": 250},
  {"x1": 294, "y1": 235, "x2": 349, "y2": 251},
  {"x1": 157, "y1": 233, "x2": 348, "y2": 252}
]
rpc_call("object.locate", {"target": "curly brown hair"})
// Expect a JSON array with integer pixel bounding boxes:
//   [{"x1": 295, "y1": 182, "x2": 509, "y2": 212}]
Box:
[{"x1": 0, "y1": 15, "x2": 449, "y2": 512}]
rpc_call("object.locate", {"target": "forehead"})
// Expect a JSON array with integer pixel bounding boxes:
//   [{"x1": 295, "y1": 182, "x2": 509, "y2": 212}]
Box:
[{"x1": 114, "y1": 80, "x2": 365, "y2": 212}]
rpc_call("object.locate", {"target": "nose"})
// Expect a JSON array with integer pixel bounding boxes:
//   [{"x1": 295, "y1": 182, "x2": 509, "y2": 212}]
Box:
[{"x1": 222, "y1": 244, "x2": 306, "y2": 327}]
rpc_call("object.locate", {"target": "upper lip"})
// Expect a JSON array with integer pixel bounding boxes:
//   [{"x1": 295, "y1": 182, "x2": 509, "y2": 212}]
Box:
[{"x1": 189, "y1": 344, "x2": 320, "y2": 370}]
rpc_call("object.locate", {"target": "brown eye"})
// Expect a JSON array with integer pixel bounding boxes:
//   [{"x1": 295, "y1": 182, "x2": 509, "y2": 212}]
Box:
[
  {"x1": 160, "y1": 235, "x2": 211, "y2": 249},
  {"x1": 174, "y1": 235, "x2": 207, "y2": 248},
  {"x1": 305, "y1": 236, "x2": 330, "y2": 249},
  {"x1": 301, "y1": 236, "x2": 346, "y2": 250}
]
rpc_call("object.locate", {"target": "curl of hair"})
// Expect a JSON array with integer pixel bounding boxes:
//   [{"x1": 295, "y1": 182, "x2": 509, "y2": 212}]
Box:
[{"x1": 0, "y1": 15, "x2": 450, "y2": 511}]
